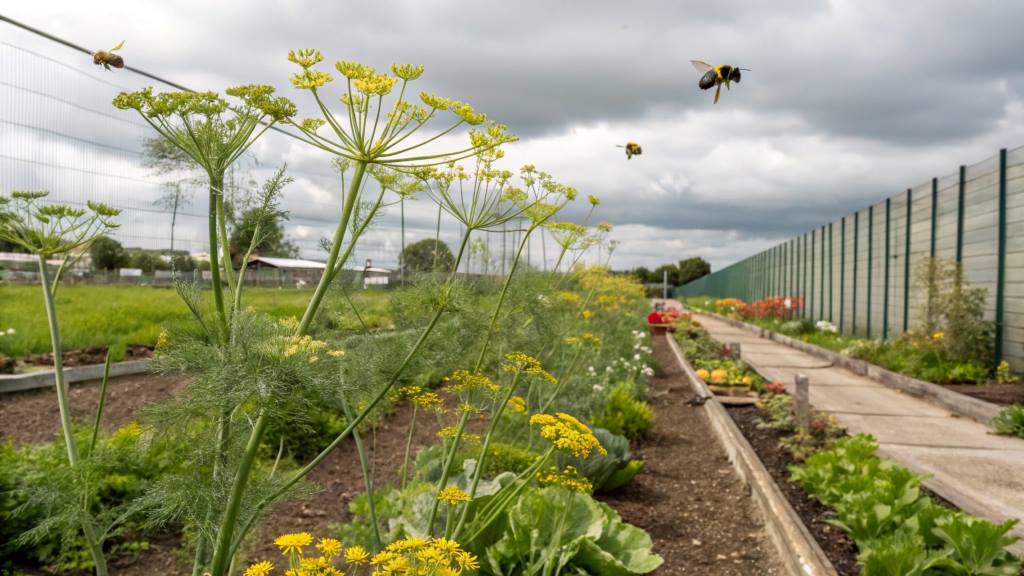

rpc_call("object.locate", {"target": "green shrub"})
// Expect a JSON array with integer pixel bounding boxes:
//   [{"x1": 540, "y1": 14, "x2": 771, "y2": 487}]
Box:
[
  {"x1": 991, "y1": 405, "x2": 1024, "y2": 438},
  {"x1": 593, "y1": 382, "x2": 654, "y2": 440}
]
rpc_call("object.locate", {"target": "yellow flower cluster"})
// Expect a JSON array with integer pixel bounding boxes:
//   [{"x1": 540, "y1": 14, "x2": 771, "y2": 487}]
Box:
[
  {"x1": 391, "y1": 63, "x2": 424, "y2": 81},
  {"x1": 248, "y1": 533, "x2": 374, "y2": 576},
  {"x1": 507, "y1": 395, "x2": 528, "y2": 415},
  {"x1": 581, "y1": 309, "x2": 594, "y2": 320},
  {"x1": 444, "y1": 369, "x2": 500, "y2": 394},
  {"x1": 111, "y1": 421, "x2": 143, "y2": 444},
  {"x1": 335, "y1": 61, "x2": 375, "y2": 80},
  {"x1": 283, "y1": 335, "x2": 339, "y2": 363},
  {"x1": 501, "y1": 352, "x2": 557, "y2": 385},
  {"x1": 437, "y1": 485, "x2": 471, "y2": 504},
  {"x1": 354, "y1": 73, "x2": 398, "y2": 96},
  {"x1": 538, "y1": 465, "x2": 593, "y2": 493},
  {"x1": 290, "y1": 69, "x2": 334, "y2": 90},
  {"x1": 565, "y1": 333, "x2": 601, "y2": 347},
  {"x1": 529, "y1": 412, "x2": 606, "y2": 458},
  {"x1": 288, "y1": 49, "x2": 324, "y2": 69},
  {"x1": 274, "y1": 532, "x2": 313, "y2": 555},
  {"x1": 155, "y1": 330, "x2": 168, "y2": 353},
  {"x1": 932, "y1": 331, "x2": 945, "y2": 342},
  {"x1": 397, "y1": 385, "x2": 444, "y2": 412},
  {"x1": 419, "y1": 91, "x2": 451, "y2": 111},
  {"x1": 369, "y1": 537, "x2": 478, "y2": 575},
  {"x1": 555, "y1": 291, "x2": 582, "y2": 304}
]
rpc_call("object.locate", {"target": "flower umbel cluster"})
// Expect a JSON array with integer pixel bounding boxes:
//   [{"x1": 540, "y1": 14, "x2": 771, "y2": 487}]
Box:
[
  {"x1": 530, "y1": 412, "x2": 606, "y2": 458},
  {"x1": 369, "y1": 537, "x2": 479, "y2": 575},
  {"x1": 501, "y1": 352, "x2": 557, "y2": 385},
  {"x1": 444, "y1": 369, "x2": 500, "y2": 394},
  {"x1": 538, "y1": 465, "x2": 593, "y2": 493}
]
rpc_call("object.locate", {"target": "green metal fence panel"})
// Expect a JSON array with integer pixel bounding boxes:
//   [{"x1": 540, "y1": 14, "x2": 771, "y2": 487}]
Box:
[{"x1": 674, "y1": 145, "x2": 1024, "y2": 369}]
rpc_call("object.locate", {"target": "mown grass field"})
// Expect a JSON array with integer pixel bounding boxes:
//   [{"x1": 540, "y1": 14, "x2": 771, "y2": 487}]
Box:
[{"x1": 0, "y1": 284, "x2": 390, "y2": 359}]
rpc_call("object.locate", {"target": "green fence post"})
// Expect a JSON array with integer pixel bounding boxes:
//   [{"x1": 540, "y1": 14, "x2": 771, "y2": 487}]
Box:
[
  {"x1": 884, "y1": 198, "x2": 891, "y2": 339},
  {"x1": 853, "y1": 212, "x2": 859, "y2": 334},
  {"x1": 823, "y1": 222, "x2": 831, "y2": 319},
  {"x1": 930, "y1": 177, "x2": 938, "y2": 259},
  {"x1": 819, "y1": 226, "x2": 826, "y2": 321},
  {"x1": 995, "y1": 148, "x2": 1007, "y2": 366},
  {"x1": 868, "y1": 205, "x2": 874, "y2": 338},
  {"x1": 840, "y1": 217, "x2": 846, "y2": 332},
  {"x1": 956, "y1": 165, "x2": 965, "y2": 263},
  {"x1": 903, "y1": 188, "x2": 912, "y2": 333},
  {"x1": 810, "y1": 229, "x2": 816, "y2": 321}
]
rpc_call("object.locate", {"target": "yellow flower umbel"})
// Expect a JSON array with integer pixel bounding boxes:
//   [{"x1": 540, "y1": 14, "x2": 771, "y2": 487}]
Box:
[
  {"x1": 538, "y1": 465, "x2": 593, "y2": 493},
  {"x1": 932, "y1": 331, "x2": 945, "y2": 342},
  {"x1": 444, "y1": 369, "x2": 501, "y2": 394},
  {"x1": 508, "y1": 395, "x2": 528, "y2": 415},
  {"x1": 501, "y1": 352, "x2": 557, "y2": 385},
  {"x1": 369, "y1": 537, "x2": 478, "y2": 575},
  {"x1": 530, "y1": 412, "x2": 607, "y2": 458}
]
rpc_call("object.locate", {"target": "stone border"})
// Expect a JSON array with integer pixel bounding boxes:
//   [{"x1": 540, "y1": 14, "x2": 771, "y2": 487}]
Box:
[
  {"x1": 694, "y1": 310, "x2": 1001, "y2": 425},
  {"x1": 665, "y1": 333, "x2": 838, "y2": 576},
  {"x1": 0, "y1": 360, "x2": 151, "y2": 394}
]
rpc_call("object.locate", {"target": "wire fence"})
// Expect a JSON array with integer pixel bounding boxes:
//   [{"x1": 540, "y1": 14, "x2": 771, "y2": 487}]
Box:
[
  {"x1": 677, "y1": 146, "x2": 1024, "y2": 370},
  {"x1": 0, "y1": 17, "x2": 573, "y2": 275}
]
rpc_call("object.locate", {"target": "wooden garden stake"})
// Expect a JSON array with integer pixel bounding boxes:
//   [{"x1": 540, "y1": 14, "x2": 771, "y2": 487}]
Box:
[{"x1": 794, "y1": 373, "x2": 810, "y2": 429}]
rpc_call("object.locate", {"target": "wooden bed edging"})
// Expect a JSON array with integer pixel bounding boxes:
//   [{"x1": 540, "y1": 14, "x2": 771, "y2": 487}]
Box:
[
  {"x1": 664, "y1": 333, "x2": 838, "y2": 576},
  {"x1": 0, "y1": 360, "x2": 152, "y2": 394}
]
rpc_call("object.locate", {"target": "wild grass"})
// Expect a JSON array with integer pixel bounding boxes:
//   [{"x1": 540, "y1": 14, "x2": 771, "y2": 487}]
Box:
[{"x1": 0, "y1": 284, "x2": 391, "y2": 360}]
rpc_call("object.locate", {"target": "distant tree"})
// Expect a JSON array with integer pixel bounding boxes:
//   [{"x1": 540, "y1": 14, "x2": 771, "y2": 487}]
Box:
[
  {"x1": 677, "y1": 257, "x2": 711, "y2": 285},
  {"x1": 90, "y1": 236, "x2": 129, "y2": 271},
  {"x1": 632, "y1": 266, "x2": 651, "y2": 282},
  {"x1": 402, "y1": 239, "x2": 454, "y2": 274},
  {"x1": 143, "y1": 137, "x2": 199, "y2": 253},
  {"x1": 130, "y1": 251, "x2": 168, "y2": 274},
  {"x1": 228, "y1": 206, "x2": 299, "y2": 264}
]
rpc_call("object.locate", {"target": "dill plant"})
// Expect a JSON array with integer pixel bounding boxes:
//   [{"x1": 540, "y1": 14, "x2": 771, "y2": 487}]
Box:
[{"x1": 0, "y1": 191, "x2": 121, "y2": 575}]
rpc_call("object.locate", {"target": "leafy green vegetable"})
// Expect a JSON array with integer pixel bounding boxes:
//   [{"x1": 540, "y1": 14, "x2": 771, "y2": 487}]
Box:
[{"x1": 557, "y1": 428, "x2": 643, "y2": 492}]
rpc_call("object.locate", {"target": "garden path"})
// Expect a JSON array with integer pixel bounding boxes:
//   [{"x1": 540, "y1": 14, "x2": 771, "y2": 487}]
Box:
[{"x1": 684, "y1": 308, "x2": 1024, "y2": 551}]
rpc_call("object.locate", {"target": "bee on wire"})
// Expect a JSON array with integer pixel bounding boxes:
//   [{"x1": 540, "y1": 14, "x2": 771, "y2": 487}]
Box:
[
  {"x1": 92, "y1": 41, "x2": 125, "y2": 71},
  {"x1": 616, "y1": 142, "x2": 643, "y2": 160},
  {"x1": 690, "y1": 60, "x2": 750, "y2": 104}
]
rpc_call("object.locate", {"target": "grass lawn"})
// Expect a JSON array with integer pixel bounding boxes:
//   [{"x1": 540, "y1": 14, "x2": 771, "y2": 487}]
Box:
[{"x1": 0, "y1": 284, "x2": 390, "y2": 359}]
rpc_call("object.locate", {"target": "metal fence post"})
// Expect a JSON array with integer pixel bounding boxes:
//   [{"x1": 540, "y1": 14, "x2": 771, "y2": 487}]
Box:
[
  {"x1": 853, "y1": 211, "x2": 859, "y2": 335},
  {"x1": 867, "y1": 205, "x2": 874, "y2": 338},
  {"x1": 828, "y1": 222, "x2": 834, "y2": 322},
  {"x1": 956, "y1": 165, "x2": 966, "y2": 263},
  {"x1": 995, "y1": 148, "x2": 1008, "y2": 366},
  {"x1": 810, "y1": 229, "x2": 816, "y2": 321},
  {"x1": 840, "y1": 217, "x2": 846, "y2": 332},
  {"x1": 904, "y1": 188, "x2": 912, "y2": 333},
  {"x1": 884, "y1": 198, "x2": 891, "y2": 339},
  {"x1": 930, "y1": 177, "x2": 938, "y2": 259}
]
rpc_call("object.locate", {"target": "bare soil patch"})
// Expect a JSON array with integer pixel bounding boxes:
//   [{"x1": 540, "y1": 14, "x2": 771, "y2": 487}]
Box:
[{"x1": 598, "y1": 336, "x2": 782, "y2": 575}]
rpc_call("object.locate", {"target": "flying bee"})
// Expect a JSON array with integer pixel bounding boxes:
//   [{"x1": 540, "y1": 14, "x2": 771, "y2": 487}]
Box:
[
  {"x1": 615, "y1": 142, "x2": 642, "y2": 160},
  {"x1": 690, "y1": 60, "x2": 750, "y2": 104},
  {"x1": 92, "y1": 41, "x2": 125, "y2": 71}
]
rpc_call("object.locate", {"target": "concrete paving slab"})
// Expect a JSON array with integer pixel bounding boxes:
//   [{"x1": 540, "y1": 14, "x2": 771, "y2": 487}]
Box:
[{"x1": 691, "y1": 311, "x2": 1024, "y2": 548}]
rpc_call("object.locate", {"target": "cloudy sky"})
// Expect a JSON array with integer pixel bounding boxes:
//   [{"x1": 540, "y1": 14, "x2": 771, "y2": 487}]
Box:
[{"x1": 4, "y1": 1, "x2": 1024, "y2": 271}]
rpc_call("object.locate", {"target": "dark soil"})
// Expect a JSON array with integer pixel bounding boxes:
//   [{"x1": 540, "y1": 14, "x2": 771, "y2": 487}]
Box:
[
  {"x1": 944, "y1": 382, "x2": 1024, "y2": 406},
  {"x1": 21, "y1": 344, "x2": 154, "y2": 369},
  {"x1": 726, "y1": 405, "x2": 859, "y2": 576},
  {"x1": 598, "y1": 336, "x2": 782, "y2": 575},
  {"x1": 0, "y1": 372, "x2": 189, "y2": 445}
]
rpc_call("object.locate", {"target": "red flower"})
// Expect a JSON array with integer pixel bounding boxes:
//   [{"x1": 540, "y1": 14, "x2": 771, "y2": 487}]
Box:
[{"x1": 647, "y1": 311, "x2": 665, "y2": 325}]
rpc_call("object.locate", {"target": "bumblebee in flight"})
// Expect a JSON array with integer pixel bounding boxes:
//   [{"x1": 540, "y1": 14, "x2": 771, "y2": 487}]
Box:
[
  {"x1": 690, "y1": 60, "x2": 750, "y2": 104},
  {"x1": 92, "y1": 41, "x2": 125, "y2": 71},
  {"x1": 616, "y1": 142, "x2": 642, "y2": 160}
]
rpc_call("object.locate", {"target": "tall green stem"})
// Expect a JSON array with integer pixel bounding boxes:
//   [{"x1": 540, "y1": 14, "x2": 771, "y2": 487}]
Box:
[
  {"x1": 341, "y1": 397, "x2": 381, "y2": 550},
  {"x1": 426, "y1": 227, "x2": 533, "y2": 532},
  {"x1": 222, "y1": 230, "x2": 472, "y2": 564},
  {"x1": 38, "y1": 256, "x2": 109, "y2": 576},
  {"x1": 451, "y1": 373, "x2": 521, "y2": 536},
  {"x1": 401, "y1": 405, "x2": 418, "y2": 489},
  {"x1": 208, "y1": 411, "x2": 269, "y2": 576},
  {"x1": 297, "y1": 162, "x2": 367, "y2": 336},
  {"x1": 215, "y1": 190, "x2": 236, "y2": 300},
  {"x1": 207, "y1": 179, "x2": 227, "y2": 328}
]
